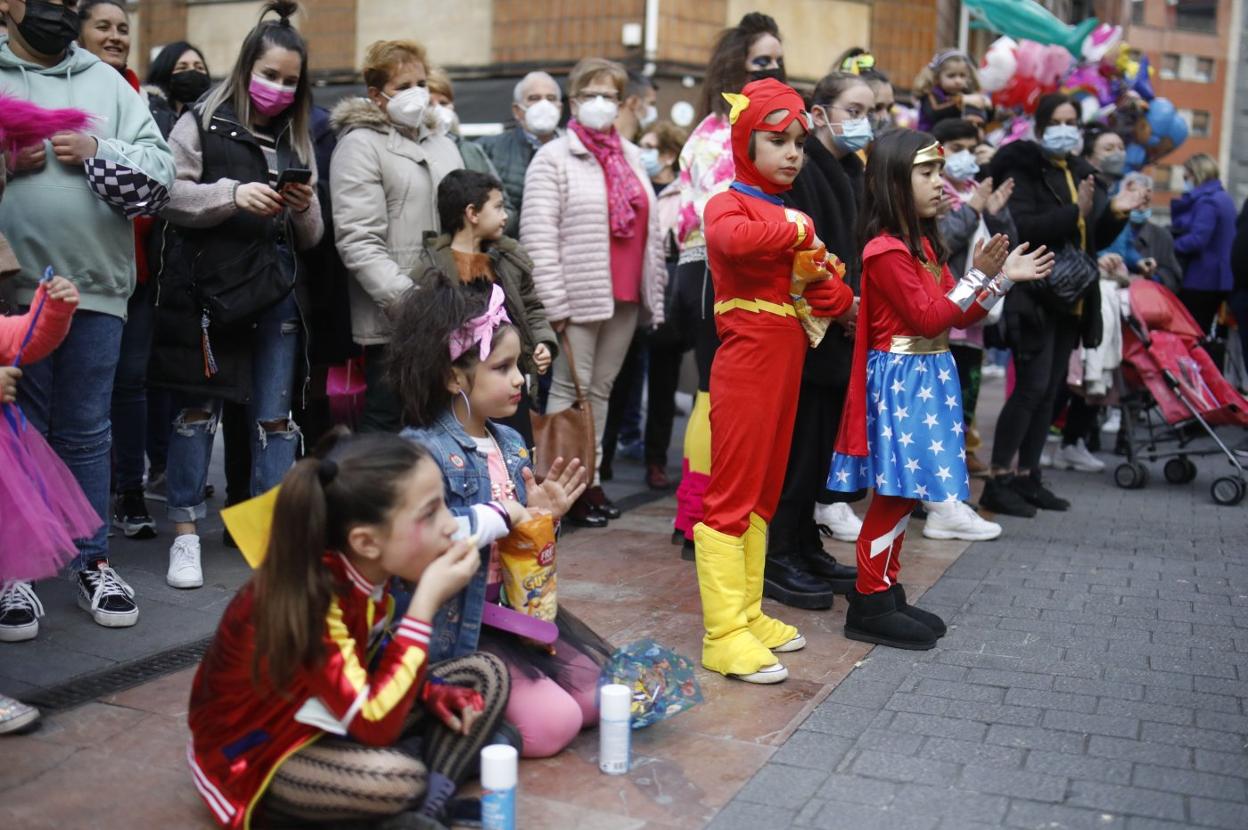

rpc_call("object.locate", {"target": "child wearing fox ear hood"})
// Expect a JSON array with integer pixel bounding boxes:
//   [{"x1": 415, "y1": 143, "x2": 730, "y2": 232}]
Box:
[{"x1": 695, "y1": 78, "x2": 854, "y2": 684}]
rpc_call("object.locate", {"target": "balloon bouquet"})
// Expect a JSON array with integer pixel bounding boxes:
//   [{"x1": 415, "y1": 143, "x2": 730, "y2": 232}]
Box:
[{"x1": 964, "y1": 0, "x2": 1188, "y2": 171}]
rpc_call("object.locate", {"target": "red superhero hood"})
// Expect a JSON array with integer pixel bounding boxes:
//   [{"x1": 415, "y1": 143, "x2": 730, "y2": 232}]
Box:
[{"x1": 723, "y1": 78, "x2": 810, "y2": 196}]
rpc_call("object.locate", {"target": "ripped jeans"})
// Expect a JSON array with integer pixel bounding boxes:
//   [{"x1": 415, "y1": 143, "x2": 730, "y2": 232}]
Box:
[{"x1": 165, "y1": 292, "x2": 302, "y2": 523}]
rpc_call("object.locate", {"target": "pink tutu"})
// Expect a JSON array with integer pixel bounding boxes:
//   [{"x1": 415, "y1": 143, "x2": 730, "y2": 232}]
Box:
[{"x1": 0, "y1": 405, "x2": 101, "y2": 581}]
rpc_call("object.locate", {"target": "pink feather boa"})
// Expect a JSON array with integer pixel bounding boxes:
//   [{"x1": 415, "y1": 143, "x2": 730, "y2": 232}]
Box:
[{"x1": 0, "y1": 93, "x2": 93, "y2": 156}]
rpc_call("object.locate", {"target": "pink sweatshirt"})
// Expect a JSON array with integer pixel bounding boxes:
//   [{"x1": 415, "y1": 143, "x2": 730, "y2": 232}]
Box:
[{"x1": 0, "y1": 284, "x2": 75, "y2": 366}]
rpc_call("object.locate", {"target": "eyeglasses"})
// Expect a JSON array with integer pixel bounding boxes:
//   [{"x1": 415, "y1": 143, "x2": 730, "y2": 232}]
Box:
[
  {"x1": 828, "y1": 104, "x2": 868, "y2": 120},
  {"x1": 576, "y1": 91, "x2": 620, "y2": 104}
]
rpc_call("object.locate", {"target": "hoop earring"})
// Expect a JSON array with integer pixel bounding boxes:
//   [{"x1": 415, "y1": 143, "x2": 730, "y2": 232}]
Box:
[{"x1": 457, "y1": 388, "x2": 472, "y2": 420}]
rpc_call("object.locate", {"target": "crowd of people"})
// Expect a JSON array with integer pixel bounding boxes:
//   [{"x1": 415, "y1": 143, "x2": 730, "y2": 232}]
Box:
[{"x1": 2, "y1": 0, "x2": 1246, "y2": 824}]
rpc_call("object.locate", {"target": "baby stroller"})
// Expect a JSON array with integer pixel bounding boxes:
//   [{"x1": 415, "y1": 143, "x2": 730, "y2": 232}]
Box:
[{"x1": 1115, "y1": 280, "x2": 1248, "y2": 506}]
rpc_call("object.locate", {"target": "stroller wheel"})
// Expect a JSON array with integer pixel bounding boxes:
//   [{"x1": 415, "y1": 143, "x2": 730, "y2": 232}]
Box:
[
  {"x1": 1210, "y1": 477, "x2": 1245, "y2": 507},
  {"x1": 1115, "y1": 462, "x2": 1149, "y2": 490},
  {"x1": 1164, "y1": 457, "x2": 1198, "y2": 485}
]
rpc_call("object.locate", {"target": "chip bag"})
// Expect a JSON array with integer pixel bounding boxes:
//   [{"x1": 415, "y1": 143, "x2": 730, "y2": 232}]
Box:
[
  {"x1": 498, "y1": 513, "x2": 558, "y2": 623},
  {"x1": 790, "y1": 245, "x2": 847, "y2": 349}
]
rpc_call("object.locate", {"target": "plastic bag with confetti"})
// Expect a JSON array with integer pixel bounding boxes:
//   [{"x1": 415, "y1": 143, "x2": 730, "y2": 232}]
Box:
[
  {"x1": 791, "y1": 245, "x2": 847, "y2": 349},
  {"x1": 598, "y1": 639, "x2": 704, "y2": 729}
]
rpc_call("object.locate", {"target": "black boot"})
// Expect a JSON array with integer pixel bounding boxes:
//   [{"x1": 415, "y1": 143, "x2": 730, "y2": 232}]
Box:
[
  {"x1": 890, "y1": 584, "x2": 946, "y2": 637},
  {"x1": 979, "y1": 474, "x2": 1037, "y2": 518},
  {"x1": 1012, "y1": 474, "x2": 1070, "y2": 511},
  {"x1": 763, "y1": 553, "x2": 836, "y2": 610},
  {"x1": 565, "y1": 495, "x2": 608, "y2": 528},
  {"x1": 844, "y1": 588, "x2": 937, "y2": 650},
  {"x1": 585, "y1": 485, "x2": 622, "y2": 519},
  {"x1": 799, "y1": 522, "x2": 856, "y2": 595}
]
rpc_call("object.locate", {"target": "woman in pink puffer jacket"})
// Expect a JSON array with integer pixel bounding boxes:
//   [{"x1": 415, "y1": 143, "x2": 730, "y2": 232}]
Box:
[{"x1": 520, "y1": 56, "x2": 666, "y2": 526}]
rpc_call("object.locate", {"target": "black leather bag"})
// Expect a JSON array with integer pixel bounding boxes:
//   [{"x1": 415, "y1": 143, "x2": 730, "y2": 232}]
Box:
[
  {"x1": 191, "y1": 239, "x2": 293, "y2": 328},
  {"x1": 1045, "y1": 245, "x2": 1099, "y2": 307}
]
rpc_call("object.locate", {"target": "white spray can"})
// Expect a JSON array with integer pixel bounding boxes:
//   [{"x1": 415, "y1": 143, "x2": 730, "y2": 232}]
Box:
[
  {"x1": 598, "y1": 683, "x2": 632, "y2": 775},
  {"x1": 480, "y1": 744, "x2": 517, "y2": 830}
]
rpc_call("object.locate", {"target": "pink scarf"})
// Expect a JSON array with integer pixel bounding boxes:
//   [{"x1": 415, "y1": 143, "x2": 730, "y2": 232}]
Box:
[{"x1": 569, "y1": 119, "x2": 645, "y2": 239}]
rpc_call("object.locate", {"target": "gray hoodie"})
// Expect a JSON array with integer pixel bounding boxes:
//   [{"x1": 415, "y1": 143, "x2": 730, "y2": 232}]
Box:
[{"x1": 0, "y1": 38, "x2": 174, "y2": 319}]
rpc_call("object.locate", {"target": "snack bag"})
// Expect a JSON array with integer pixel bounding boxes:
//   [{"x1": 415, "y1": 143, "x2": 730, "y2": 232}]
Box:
[
  {"x1": 498, "y1": 513, "x2": 558, "y2": 622},
  {"x1": 599, "y1": 639, "x2": 704, "y2": 729},
  {"x1": 790, "y1": 245, "x2": 847, "y2": 349}
]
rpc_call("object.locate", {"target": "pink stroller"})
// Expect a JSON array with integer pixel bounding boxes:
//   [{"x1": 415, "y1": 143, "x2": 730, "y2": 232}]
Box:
[{"x1": 1116, "y1": 280, "x2": 1248, "y2": 505}]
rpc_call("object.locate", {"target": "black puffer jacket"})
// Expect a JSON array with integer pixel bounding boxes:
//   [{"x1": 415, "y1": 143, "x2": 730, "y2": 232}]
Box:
[
  {"x1": 990, "y1": 140, "x2": 1127, "y2": 356},
  {"x1": 150, "y1": 102, "x2": 321, "y2": 403},
  {"x1": 783, "y1": 138, "x2": 864, "y2": 388}
]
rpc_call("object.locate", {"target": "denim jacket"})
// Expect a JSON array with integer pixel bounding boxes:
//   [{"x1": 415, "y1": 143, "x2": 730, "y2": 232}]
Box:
[{"x1": 402, "y1": 410, "x2": 531, "y2": 663}]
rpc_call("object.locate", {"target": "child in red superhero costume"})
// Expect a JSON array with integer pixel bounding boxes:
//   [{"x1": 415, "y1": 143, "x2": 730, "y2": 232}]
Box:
[
  {"x1": 828, "y1": 130, "x2": 1053, "y2": 650},
  {"x1": 696, "y1": 78, "x2": 854, "y2": 684}
]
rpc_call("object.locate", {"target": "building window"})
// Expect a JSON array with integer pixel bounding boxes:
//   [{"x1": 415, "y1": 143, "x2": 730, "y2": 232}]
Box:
[
  {"x1": 1190, "y1": 110, "x2": 1211, "y2": 137},
  {"x1": 1131, "y1": 0, "x2": 1144, "y2": 24},
  {"x1": 1175, "y1": 0, "x2": 1217, "y2": 33},
  {"x1": 1195, "y1": 57, "x2": 1214, "y2": 83},
  {"x1": 1160, "y1": 53, "x2": 1180, "y2": 80}
]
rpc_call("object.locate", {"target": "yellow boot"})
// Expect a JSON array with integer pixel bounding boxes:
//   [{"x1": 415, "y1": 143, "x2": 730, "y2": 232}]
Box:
[
  {"x1": 693, "y1": 522, "x2": 788, "y2": 683},
  {"x1": 744, "y1": 513, "x2": 805, "y2": 652}
]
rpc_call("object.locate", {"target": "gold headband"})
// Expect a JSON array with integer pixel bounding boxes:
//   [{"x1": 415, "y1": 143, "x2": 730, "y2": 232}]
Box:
[{"x1": 914, "y1": 141, "x2": 945, "y2": 167}]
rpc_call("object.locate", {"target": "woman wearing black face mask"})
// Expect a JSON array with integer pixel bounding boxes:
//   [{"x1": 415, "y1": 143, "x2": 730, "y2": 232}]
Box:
[{"x1": 147, "y1": 40, "x2": 212, "y2": 121}]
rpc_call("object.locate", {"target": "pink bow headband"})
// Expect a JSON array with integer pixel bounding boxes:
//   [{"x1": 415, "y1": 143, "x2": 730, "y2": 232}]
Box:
[{"x1": 449, "y1": 284, "x2": 512, "y2": 362}]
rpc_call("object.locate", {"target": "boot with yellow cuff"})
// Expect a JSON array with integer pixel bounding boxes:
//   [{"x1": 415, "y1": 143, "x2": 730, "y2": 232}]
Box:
[
  {"x1": 744, "y1": 513, "x2": 806, "y2": 653},
  {"x1": 693, "y1": 522, "x2": 788, "y2": 684}
]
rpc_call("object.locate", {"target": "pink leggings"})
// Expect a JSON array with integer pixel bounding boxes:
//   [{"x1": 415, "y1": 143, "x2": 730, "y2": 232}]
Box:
[{"x1": 497, "y1": 645, "x2": 600, "y2": 758}]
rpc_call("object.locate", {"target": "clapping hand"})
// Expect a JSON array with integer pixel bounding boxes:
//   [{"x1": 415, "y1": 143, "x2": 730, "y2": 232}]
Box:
[
  {"x1": 986, "y1": 178, "x2": 1014, "y2": 215},
  {"x1": 521, "y1": 457, "x2": 588, "y2": 521},
  {"x1": 971, "y1": 233, "x2": 1010, "y2": 276},
  {"x1": 968, "y1": 177, "x2": 993, "y2": 213},
  {"x1": 1003, "y1": 242, "x2": 1055, "y2": 283},
  {"x1": 1077, "y1": 175, "x2": 1095, "y2": 218}
]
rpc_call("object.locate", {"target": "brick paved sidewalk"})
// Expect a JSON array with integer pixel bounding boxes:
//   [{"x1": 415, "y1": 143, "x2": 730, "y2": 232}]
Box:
[{"x1": 713, "y1": 456, "x2": 1248, "y2": 830}]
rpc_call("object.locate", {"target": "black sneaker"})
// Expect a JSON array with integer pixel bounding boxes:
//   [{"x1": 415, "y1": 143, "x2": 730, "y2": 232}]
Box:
[
  {"x1": 1011, "y1": 476, "x2": 1070, "y2": 511},
  {"x1": 0, "y1": 581, "x2": 44, "y2": 642},
  {"x1": 113, "y1": 490, "x2": 157, "y2": 539},
  {"x1": 979, "y1": 475, "x2": 1038, "y2": 518},
  {"x1": 75, "y1": 561, "x2": 139, "y2": 628}
]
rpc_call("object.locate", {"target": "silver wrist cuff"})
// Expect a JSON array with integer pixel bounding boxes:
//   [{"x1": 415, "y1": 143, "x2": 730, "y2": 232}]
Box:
[{"x1": 946, "y1": 268, "x2": 991, "y2": 311}]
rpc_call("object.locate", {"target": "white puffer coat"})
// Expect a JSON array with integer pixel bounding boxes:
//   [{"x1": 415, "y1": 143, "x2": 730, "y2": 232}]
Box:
[{"x1": 519, "y1": 129, "x2": 665, "y2": 325}]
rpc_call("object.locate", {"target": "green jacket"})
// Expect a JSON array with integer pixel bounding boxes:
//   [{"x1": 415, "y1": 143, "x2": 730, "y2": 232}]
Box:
[
  {"x1": 453, "y1": 134, "x2": 514, "y2": 220},
  {"x1": 0, "y1": 40, "x2": 174, "y2": 319},
  {"x1": 420, "y1": 234, "x2": 557, "y2": 373},
  {"x1": 474, "y1": 127, "x2": 538, "y2": 238}
]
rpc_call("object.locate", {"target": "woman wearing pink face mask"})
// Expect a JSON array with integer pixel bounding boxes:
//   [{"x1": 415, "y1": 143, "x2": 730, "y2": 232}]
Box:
[{"x1": 151, "y1": 0, "x2": 323, "y2": 589}]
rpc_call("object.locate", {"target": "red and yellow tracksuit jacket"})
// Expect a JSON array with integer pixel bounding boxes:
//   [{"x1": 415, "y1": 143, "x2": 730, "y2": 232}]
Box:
[{"x1": 186, "y1": 553, "x2": 432, "y2": 829}]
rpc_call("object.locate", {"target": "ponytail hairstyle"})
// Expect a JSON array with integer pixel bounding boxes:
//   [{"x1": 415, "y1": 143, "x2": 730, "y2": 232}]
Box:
[
  {"x1": 386, "y1": 269, "x2": 518, "y2": 428},
  {"x1": 811, "y1": 71, "x2": 871, "y2": 112},
  {"x1": 860, "y1": 129, "x2": 949, "y2": 265},
  {"x1": 200, "y1": 0, "x2": 313, "y2": 165},
  {"x1": 253, "y1": 428, "x2": 432, "y2": 690},
  {"x1": 700, "y1": 12, "x2": 781, "y2": 119}
]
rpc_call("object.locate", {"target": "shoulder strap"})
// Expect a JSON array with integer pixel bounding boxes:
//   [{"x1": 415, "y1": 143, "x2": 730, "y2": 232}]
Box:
[{"x1": 557, "y1": 330, "x2": 586, "y2": 401}]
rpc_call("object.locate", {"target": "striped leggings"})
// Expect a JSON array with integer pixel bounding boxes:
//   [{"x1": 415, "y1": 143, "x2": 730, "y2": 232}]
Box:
[{"x1": 261, "y1": 652, "x2": 509, "y2": 824}]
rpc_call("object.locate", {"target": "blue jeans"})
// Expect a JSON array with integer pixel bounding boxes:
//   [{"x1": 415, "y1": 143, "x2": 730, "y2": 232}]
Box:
[
  {"x1": 165, "y1": 291, "x2": 302, "y2": 522},
  {"x1": 111, "y1": 279, "x2": 154, "y2": 493},
  {"x1": 18, "y1": 309, "x2": 124, "y2": 569}
]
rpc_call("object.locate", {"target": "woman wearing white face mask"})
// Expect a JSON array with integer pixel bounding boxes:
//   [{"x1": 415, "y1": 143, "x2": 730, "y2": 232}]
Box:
[
  {"x1": 521, "y1": 57, "x2": 666, "y2": 527},
  {"x1": 980, "y1": 93, "x2": 1142, "y2": 519},
  {"x1": 328, "y1": 39, "x2": 465, "y2": 433}
]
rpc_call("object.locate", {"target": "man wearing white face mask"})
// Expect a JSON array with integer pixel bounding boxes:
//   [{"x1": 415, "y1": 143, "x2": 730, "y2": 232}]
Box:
[
  {"x1": 615, "y1": 70, "x2": 658, "y2": 143},
  {"x1": 477, "y1": 70, "x2": 564, "y2": 237},
  {"x1": 329, "y1": 38, "x2": 464, "y2": 433}
]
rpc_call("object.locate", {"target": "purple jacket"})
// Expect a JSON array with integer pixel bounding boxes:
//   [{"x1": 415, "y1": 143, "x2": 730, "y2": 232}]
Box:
[{"x1": 1171, "y1": 179, "x2": 1237, "y2": 292}]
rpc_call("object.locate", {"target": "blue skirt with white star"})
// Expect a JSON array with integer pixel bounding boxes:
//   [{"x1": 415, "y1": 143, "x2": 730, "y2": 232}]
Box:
[{"x1": 827, "y1": 349, "x2": 970, "y2": 502}]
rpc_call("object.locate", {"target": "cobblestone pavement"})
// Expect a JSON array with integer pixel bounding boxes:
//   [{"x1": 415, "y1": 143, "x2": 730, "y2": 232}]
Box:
[{"x1": 711, "y1": 448, "x2": 1248, "y2": 830}]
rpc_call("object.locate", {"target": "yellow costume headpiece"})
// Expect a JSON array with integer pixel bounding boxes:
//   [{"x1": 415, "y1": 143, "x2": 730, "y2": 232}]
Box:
[{"x1": 913, "y1": 141, "x2": 945, "y2": 167}]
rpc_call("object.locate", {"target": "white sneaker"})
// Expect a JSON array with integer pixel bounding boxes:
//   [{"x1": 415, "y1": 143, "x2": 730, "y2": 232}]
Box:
[
  {"x1": 815, "y1": 502, "x2": 862, "y2": 542},
  {"x1": 923, "y1": 500, "x2": 1003, "y2": 541},
  {"x1": 167, "y1": 534, "x2": 204, "y2": 589},
  {"x1": 1053, "y1": 440, "x2": 1106, "y2": 473},
  {"x1": 0, "y1": 581, "x2": 44, "y2": 642},
  {"x1": 1040, "y1": 449, "x2": 1054, "y2": 468},
  {"x1": 732, "y1": 663, "x2": 789, "y2": 684},
  {"x1": 772, "y1": 633, "x2": 807, "y2": 653},
  {"x1": 1102, "y1": 408, "x2": 1122, "y2": 435}
]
